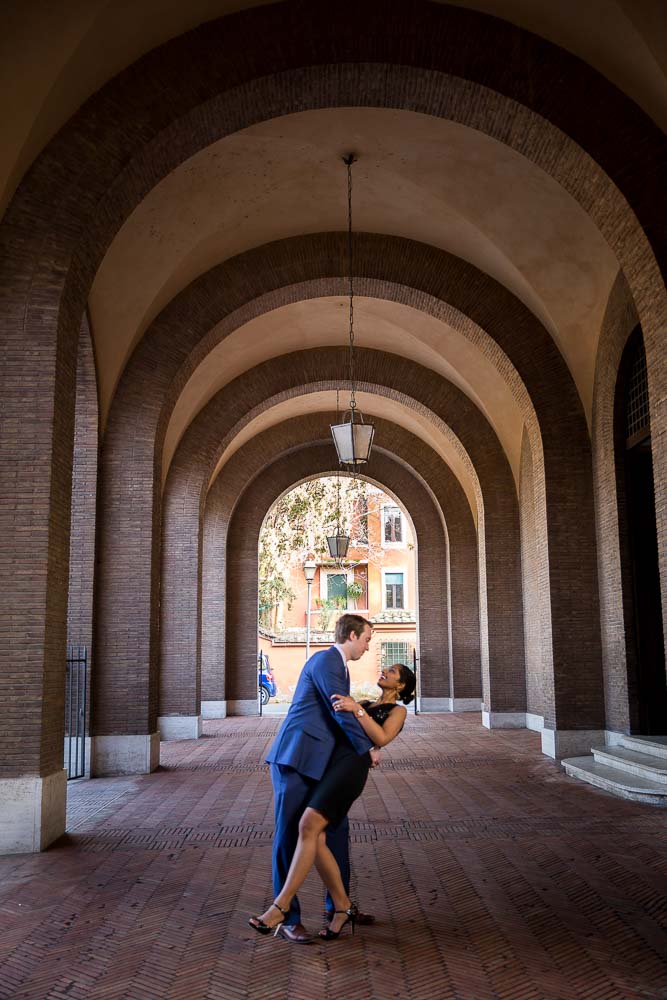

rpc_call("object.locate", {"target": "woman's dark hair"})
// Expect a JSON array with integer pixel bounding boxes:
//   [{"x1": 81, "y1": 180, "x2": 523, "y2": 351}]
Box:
[{"x1": 396, "y1": 663, "x2": 416, "y2": 705}]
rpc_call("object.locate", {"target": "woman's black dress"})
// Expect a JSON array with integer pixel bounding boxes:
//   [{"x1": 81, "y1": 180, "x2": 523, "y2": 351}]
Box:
[{"x1": 307, "y1": 701, "x2": 401, "y2": 829}]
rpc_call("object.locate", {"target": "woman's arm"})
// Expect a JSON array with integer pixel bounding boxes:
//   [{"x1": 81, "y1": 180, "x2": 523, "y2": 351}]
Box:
[{"x1": 330, "y1": 694, "x2": 407, "y2": 747}]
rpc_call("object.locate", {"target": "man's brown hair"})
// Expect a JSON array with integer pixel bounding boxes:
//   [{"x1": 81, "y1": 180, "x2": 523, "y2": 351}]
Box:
[{"x1": 335, "y1": 613, "x2": 372, "y2": 644}]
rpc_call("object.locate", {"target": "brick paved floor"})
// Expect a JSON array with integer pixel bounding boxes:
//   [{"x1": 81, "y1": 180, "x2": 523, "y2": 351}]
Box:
[{"x1": 1, "y1": 714, "x2": 666, "y2": 1000}]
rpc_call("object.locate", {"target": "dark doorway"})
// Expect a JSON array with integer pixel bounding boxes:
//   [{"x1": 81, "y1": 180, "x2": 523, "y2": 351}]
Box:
[{"x1": 615, "y1": 328, "x2": 666, "y2": 734}]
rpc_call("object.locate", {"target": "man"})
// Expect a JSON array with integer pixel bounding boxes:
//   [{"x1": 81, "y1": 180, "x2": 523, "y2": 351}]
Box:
[{"x1": 265, "y1": 613, "x2": 377, "y2": 942}]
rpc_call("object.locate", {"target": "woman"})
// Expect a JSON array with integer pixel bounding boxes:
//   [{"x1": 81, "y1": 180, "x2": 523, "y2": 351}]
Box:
[{"x1": 249, "y1": 661, "x2": 416, "y2": 940}]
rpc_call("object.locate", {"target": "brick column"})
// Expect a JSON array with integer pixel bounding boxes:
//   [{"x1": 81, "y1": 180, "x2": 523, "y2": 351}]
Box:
[
  {"x1": 91, "y1": 395, "x2": 162, "y2": 775},
  {"x1": 0, "y1": 281, "x2": 76, "y2": 853},
  {"x1": 201, "y1": 504, "x2": 228, "y2": 718},
  {"x1": 65, "y1": 320, "x2": 99, "y2": 774}
]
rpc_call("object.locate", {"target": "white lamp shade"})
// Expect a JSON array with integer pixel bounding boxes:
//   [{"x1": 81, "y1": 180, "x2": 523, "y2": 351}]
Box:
[
  {"x1": 326, "y1": 534, "x2": 350, "y2": 559},
  {"x1": 303, "y1": 559, "x2": 317, "y2": 582},
  {"x1": 330, "y1": 415, "x2": 375, "y2": 465}
]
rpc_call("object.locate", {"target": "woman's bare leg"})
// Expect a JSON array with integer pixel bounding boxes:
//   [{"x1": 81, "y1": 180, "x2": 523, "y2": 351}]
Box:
[
  {"x1": 314, "y1": 832, "x2": 353, "y2": 934},
  {"x1": 253, "y1": 807, "x2": 329, "y2": 928}
]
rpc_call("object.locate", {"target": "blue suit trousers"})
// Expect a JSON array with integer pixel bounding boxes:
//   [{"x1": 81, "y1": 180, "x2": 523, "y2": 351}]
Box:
[{"x1": 271, "y1": 763, "x2": 350, "y2": 925}]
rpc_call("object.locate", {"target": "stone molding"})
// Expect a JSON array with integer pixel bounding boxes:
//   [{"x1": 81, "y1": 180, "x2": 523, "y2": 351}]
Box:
[
  {"x1": 482, "y1": 711, "x2": 530, "y2": 729},
  {"x1": 158, "y1": 715, "x2": 203, "y2": 741},
  {"x1": 226, "y1": 700, "x2": 261, "y2": 717},
  {"x1": 0, "y1": 770, "x2": 67, "y2": 855},
  {"x1": 91, "y1": 733, "x2": 160, "y2": 776},
  {"x1": 541, "y1": 729, "x2": 607, "y2": 760},
  {"x1": 421, "y1": 698, "x2": 482, "y2": 713},
  {"x1": 201, "y1": 701, "x2": 227, "y2": 719}
]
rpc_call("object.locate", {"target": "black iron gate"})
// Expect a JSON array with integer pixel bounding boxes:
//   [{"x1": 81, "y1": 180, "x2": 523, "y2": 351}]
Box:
[
  {"x1": 413, "y1": 647, "x2": 419, "y2": 715},
  {"x1": 65, "y1": 645, "x2": 87, "y2": 779}
]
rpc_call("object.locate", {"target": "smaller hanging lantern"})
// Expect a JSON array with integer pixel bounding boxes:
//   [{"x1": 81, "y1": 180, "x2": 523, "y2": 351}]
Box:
[
  {"x1": 326, "y1": 532, "x2": 350, "y2": 559},
  {"x1": 326, "y1": 466, "x2": 350, "y2": 559}
]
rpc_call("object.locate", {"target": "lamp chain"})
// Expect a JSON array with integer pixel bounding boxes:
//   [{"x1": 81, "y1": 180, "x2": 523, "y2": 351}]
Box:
[
  {"x1": 335, "y1": 388, "x2": 342, "y2": 532},
  {"x1": 336, "y1": 470, "x2": 342, "y2": 533},
  {"x1": 346, "y1": 156, "x2": 356, "y2": 409}
]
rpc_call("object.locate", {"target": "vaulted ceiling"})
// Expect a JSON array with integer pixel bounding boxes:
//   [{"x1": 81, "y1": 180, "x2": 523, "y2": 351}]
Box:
[{"x1": 2, "y1": 0, "x2": 664, "y2": 516}]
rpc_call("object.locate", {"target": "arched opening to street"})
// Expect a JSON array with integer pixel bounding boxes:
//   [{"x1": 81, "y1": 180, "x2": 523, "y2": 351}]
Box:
[{"x1": 257, "y1": 475, "x2": 422, "y2": 710}]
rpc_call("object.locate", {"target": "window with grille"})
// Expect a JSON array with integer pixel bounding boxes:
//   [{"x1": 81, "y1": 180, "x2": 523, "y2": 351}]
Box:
[
  {"x1": 382, "y1": 505, "x2": 403, "y2": 544},
  {"x1": 385, "y1": 572, "x2": 404, "y2": 609},
  {"x1": 381, "y1": 641, "x2": 412, "y2": 668},
  {"x1": 625, "y1": 337, "x2": 650, "y2": 446}
]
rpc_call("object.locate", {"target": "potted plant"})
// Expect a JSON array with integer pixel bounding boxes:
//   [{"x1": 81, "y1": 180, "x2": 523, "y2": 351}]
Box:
[
  {"x1": 346, "y1": 580, "x2": 364, "y2": 610},
  {"x1": 317, "y1": 596, "x2": 347, "y2": 631}
]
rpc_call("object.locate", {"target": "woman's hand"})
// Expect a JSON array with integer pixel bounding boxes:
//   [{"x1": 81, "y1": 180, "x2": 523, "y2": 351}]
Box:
[{"x1": 331, "y1": 694, "x2": 358, "y2": 713}]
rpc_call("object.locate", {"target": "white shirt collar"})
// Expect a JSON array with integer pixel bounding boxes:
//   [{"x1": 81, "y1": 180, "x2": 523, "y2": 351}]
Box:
[{"x1": 334, "y1": 643, "x2": 348, "y2": 667}]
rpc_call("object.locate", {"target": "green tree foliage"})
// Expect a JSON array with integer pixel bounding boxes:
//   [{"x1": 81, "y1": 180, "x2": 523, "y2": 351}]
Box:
[{"x1": 258, "y1": 477, "x2": 384, "y2": 629}]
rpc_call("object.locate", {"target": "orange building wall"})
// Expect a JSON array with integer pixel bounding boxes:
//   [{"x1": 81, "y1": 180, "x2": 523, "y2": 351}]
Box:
[
  {"x1": 259, "y1": 494, "x2": 417, "y2": 701},
  {"x1": 277, "y1": 499, "x2": 416, "y2": 633},
  {"x1": 260, "y1": 626, "x2": 417, "y2": 702}
]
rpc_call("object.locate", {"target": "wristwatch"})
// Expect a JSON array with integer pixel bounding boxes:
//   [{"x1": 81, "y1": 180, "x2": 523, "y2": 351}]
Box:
[{"x1": 356, "y1": 707, "x2": 365, "y2": 717}]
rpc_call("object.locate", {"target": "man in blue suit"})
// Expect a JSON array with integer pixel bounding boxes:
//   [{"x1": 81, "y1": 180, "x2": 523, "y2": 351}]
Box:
[{"x1": 266, "y1": 613, "x2": 376, "y2": 942}]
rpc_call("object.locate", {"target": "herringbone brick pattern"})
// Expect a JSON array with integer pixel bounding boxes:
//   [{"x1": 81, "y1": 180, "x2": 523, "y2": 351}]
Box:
[{"x1": 1, "y1": 715, "x2": 666, "y2": 999}]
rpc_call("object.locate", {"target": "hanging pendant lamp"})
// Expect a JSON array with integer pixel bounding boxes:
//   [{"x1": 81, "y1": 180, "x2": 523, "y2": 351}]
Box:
[
  {"x1": 326, "y1": 530, "x2": 350, "y2": 561},
  {"x1": 326, "y1": 494, "x2": 350, "y2": 560},
  {"x1": 331, "y1": 154, "x2": 375, "y2": 467}
]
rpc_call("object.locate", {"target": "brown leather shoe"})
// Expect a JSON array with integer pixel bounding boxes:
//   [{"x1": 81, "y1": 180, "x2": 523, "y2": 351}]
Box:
[
  {"x1": 325, "y1": 910, "x2": 375, "y2": 925},
  {"x1": 276, "y1": 923, "x2": 313, "y2": 944}
]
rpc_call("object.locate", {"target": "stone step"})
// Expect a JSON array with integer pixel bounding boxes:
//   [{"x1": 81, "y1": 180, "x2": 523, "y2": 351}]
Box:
[
  {"x1": 620, "y1": 734, "x2": 667, "y2": 759},
  {"x1": 562, "y1": 757, "x2": 667, "y2": 806},
  {"x1": 592, "y1": 746, "x2": 667, "y2": 783}
]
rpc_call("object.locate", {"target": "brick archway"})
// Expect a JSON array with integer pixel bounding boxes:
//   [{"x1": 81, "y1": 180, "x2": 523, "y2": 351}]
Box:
[
  {"x1": 96, "y1": 235, "x2": 602, "y2": 758},
  {"x1": 135, "y1": 348, "x2": 525, "y2": 746},
  {"x1": 160, "y1": 414, "x2": 482, "y2": 729},
  {"x1": 220, "y1": 441, "x2": 464, "y2": 716},
  {"x1": 91, "y1": 345, "x2": 520, "y2": 771}
]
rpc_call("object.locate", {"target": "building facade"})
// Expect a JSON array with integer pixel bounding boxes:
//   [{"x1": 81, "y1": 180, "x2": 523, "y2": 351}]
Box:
[{"x1": 259, "y1": 486, "x2": 419, "y2": 699}]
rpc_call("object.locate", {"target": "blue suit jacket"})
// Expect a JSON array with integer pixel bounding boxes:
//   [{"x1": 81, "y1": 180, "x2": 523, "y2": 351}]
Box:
[{"x1": 266, "y1": 646, "x2": 373, "y2": 780}]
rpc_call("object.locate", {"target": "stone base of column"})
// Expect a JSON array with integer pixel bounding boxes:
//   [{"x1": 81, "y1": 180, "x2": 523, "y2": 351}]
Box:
[
  {"x1": 419, "y1": 697, "x2": 449, "y2": 712},
  {"x1": 91, "y1": 732, "x2": 160, "y2": 776},
  {"x1": 0, "y1": 769, "x2": 67, "y2": 854},
  {"x1": 541, "y1": 728, "x2": 606, "y2": 760},
  {"x1": 421, "y1": 698, "x2": 482, "y2": 712},
  {"x1": 525, "y1": 713, "x2": 544, "y2": 732},
  {"x1": 451, "y1": 698, "x2": 483, "y2": 712},
  {"x1": 226, "y1": 699, "x2": 260, "y2": 716},
  {"x1": 201, "y1": 700, "x2": 227, "y2": 719},
  {"x1": 158, "y1": 715, "x2": 203, "y2": 741},
  {"x1": 603, "y1": 730, "x2": 626, "y2": 746},
  {"x1": 482, "y1": 711, "x2": 528, "y2": 729}
]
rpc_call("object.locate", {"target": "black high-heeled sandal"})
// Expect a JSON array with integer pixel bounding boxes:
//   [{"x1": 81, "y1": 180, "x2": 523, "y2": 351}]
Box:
[
  {"x1": 318, "y1": 904, "x2": 358, "y2": 940},
  {"x1": 248, "y1": 901, "x2": 289, "y2": 936}
]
